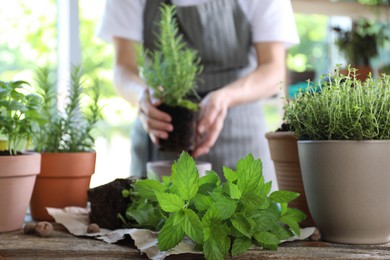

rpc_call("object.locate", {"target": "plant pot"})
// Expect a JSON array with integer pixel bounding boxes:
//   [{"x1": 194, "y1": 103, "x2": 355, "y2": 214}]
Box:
[
  {"x1": 30, "y1": 152, "x2": 96, "y2": 221},
  {"x1": 265, "y1": 131, "x2": 315, "y2": 228},
  {"x1": 298, "y1": 140, "x2": 390, "y2": 244},
  {"x1": 0, "y1": 152, "x2": 41, "y2": 232},
  {"x1": 157, "y1": 104, "x2": 199, "y2": 152},
  {"x1": 146, "y1": 160, "x2": 212, "y2": 180},
  {"x1": 339, "y1": 65, "x2": 373, "y2": 82}
]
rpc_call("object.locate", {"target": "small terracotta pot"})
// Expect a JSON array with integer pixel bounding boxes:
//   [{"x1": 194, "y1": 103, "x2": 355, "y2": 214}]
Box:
[
  {"x1": 265, "y1": 131, "x2": 315, "y2": 228},
  {"x1": 0, "y1": 152, "x2": 41, "y2": 232},
  {"x1": 30, "y1": 152, "x2": 96, "y2": 221},
  {"x1": 339, "y1": 66, "x2": 373, "y2": 82},
  {"x1": 146, "y1": 160, "x2": 212, "y2": 180}
]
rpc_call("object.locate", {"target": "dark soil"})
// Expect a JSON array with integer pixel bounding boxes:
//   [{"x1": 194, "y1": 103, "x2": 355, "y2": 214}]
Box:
[
  {"x1": 276, "y1": 123, "x2": 292, "y2": 132},
  {"x1": 157, "y1": 104, "x2": 199, "y2": 153},
  {"x1": 0, "y1": 150, "x2": 22, "y2": 156},
  {"x1": 87, "y1": 178, "x2": 138, "y2": 230}
]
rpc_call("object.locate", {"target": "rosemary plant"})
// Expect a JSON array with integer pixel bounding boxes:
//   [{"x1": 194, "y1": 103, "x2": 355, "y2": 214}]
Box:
[
  {"x1": 137, "y1": 4, "x2": 202, "y2": 111},
  {"x1": 34, "y1": 66, "x2": 102, "y2": 152},
  {"x1": 283, "y1": 67, "x2": 390, "y2": 140}
]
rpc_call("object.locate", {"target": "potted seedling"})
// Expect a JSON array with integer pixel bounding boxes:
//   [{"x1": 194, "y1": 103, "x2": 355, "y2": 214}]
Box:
[
  {"x1": 0, "y1": 80, "x2": 44, "y2": 232},
  {"x1": 137, "y1": 3, "x2": 202, "y2": 153},
  {"x1": 30, "y1": 66, "x2": 103, "y2": 221},
  {"x1": 284, "y1": 67, "x2": 390, "y2": 244},
  {"x1": 118, "y1": 151, "x2": 305, "y2": 260},
  {"x1": 332, "y1": 19, "x2": 387, "y2": 81}
]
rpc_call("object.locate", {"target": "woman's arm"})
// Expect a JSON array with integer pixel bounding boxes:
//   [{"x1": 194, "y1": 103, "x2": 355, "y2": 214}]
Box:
[
  {"x1": 193, "y1": 41, "x2": 286, "y2": 157},
  {"x1": 112, "y1": 37, "x2": 173, "y2": 143}
]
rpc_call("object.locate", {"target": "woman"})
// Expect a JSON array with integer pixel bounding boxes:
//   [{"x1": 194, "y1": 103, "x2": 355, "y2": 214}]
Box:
[{"x1": 97, "y1": 0, "x2": 299, "y2": 191}]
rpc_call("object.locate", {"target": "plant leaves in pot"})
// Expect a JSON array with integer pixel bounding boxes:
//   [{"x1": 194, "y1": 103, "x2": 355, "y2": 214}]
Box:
[
  {"x1": 283, "y1": 66, "x2": 390, "y2": 244},
  {"x1": 136, "y1": 3, "x2": 202, "y2": 153},
  {"x1": 30, "y1": 66, "x2": 103, "y2": 221},
  {"x1": 0, "y1": 80, "x2": 44, "y2": 232}
]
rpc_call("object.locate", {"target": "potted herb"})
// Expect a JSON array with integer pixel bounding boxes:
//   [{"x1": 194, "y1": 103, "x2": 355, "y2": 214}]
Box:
[
  {"x1": 30, "y1": 66, "x2": 103, "y2": 221},
  {"x1": 265, "y1": 123, "x2": 314, "y2": 228},
  {"x1": 284, "y1": 67, "x2": 390, "y2": 244},
  {"x1": 0, "y1": 80, "x2": 44, "y2": 232},
  {"x1": 332, "y1": 19, "x2": 387, "y2": 80},
  {"x1": 137, "y1": 4, "x2": 202, "y2": 152},
  {"x1": 120, "y1": 151, "x2": 306, "y2": 259}
]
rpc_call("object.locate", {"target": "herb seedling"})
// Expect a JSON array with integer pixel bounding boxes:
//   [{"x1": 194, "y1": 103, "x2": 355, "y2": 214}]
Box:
[{"x1": 122, "y1": 152, "x2": 305, "y2": 259}]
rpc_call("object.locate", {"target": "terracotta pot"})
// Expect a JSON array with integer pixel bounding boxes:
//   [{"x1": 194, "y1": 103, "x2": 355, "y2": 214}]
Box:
[
  {"x1": 146, "y1": 160, "x2": 212, "y2": 180},
  {"x1": 298, "y1": 140, "x2": 390, "y2": 244},
  {"x1": 0, "y1": 152, "x2": 41, "y2": 232},
  {"x1": 265, "y1": 131, "x2": 315, "y2": 228},
  {"x1": 30, "y1": 152, "x2": 96, "y2": 221}
]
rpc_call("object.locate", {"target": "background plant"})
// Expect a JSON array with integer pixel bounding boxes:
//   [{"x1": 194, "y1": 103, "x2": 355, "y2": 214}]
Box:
[
  {"x1": 34, "y1": 65, "x2": 103, "y2": 152},
  {"x1": 283, "y1": 67, "x2": 390, "y2": 140},
  {"x1": 0, "y1": 80, "x2": 44, "y2": 155},
  {"x1": 122, "y1": 152, "x2": 305, "y2": 260},
  {"x1": 137, "y1": 4, "x2": 202, "y2": 111}
]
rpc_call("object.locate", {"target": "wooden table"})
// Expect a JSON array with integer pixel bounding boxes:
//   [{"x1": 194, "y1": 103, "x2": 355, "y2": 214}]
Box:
[{"x1": 1, "y1": 223, "x2": 390, "y2": 259}]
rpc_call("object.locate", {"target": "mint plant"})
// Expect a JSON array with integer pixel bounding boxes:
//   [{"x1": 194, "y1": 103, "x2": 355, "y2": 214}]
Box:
[
  {"x1": 122, "y1": 152, "x2": 305, "y2": 259},
  {"x1": 0, "y1": 80, "x2": 44, "y2": 155},
  {"x1": 136, "y1": 4, "x2": 202, "y2": 111},
  {"x1": 34, "y1": 66, "x2": 103, "y2": 152},
  {"x1": 283, "y1": 67, "x2": 390, "y2": 140}
]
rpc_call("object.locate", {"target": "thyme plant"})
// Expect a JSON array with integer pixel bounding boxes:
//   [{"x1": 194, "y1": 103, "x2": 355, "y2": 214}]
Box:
[
  {"x1": 137, "y1": 4, "x2": 202, "y2": 111},
  {"x1": 34, "y1": 66, "x2": 102, "y2": 152},
  {"x1": 283, "y1": 67, "x2": 390, "y2": 140},
  {"x1": 0, "y1": 80, "x2": 44, "y2": 155}
]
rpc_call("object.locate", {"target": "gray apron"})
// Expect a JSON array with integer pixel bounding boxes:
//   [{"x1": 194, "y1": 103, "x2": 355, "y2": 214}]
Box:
[{"x1": 131, "y1": 0, "x2": 277, "y2": 190}]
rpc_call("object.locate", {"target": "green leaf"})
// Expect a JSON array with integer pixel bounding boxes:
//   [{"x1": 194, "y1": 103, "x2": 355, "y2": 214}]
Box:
[
  {"x1": 202, "y1": 204, "x2": 221, "y2": 226},
  {"x1": 203, "y1": 224, "x2": 230, "y2": 260},
  {"x1": 269, "y1": 190, "x2": 300, "y2": 203},
  {"x1": 231, "y1": 237, "x2": 253, "y2": 256},
  {"x1": 193, "y1": 193, "x2": 213, "y2": 212},
  {"x1": 223, "y1": 166, "x2": 237, "y2": 182},
  {"x1": 158, "y1": 213, "x2": 185, "y2": 251},
  {"x1": 230, "y1": 213, "x2": 255, "y2": 238},
  {"x1": 273, "y1": 225, "x2": 294, "y2": 240},
  {"x1": 132, "y1": 179, "x2": 167, "y2": 200},
  {"x1": 251, "y1": 209, "x2": 280, "y2": 232},
  {"x1": 156, "y1": 192, "x2": 184, "y2": 212},
  {"x1": 280, "y1": 215, "x2": 301, "y2": 236},
  {"x1": 227, "y1": 182, "x2": 242, "y2": 199},
  {"x1": 254, "y1": 231, "x2": 280, "y2": 250},
  {"x1": 182, "y1": 209, "x2": 203, "y2": 244},
  {"x1": 280, "y1": 208, "x2": 306, "y2": 236},
  {"x1": 171, "y1": 152, "x2": 199, "y2": 201},
  {"x1": 211, "y1": 192, "x2": 237, "y2": 220},
  {"x1": 236, "y1": 154, "x2": 262, "y2": 196}
]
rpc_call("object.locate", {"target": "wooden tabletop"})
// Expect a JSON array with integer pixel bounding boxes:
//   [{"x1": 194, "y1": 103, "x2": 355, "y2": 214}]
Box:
[{"x1": 1, "y1": 224, "x2": 390, "y2": 259}]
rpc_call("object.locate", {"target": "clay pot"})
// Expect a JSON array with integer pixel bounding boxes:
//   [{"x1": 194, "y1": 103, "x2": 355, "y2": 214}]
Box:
[
  {"x1": 0, "y1": 152, "x2": 41, "y2": 232},
  {"x1": 30, "y1": 152, "x2": 96, "y2": 221},
  {"x1": 265, "y1": 131, "x2": 315, "y2": 228},
  {"x1": 339, "y1": 66, "x2": 373, "y2": 82},
  {"x1": 298, "y1": 140, "x2": 390, "y2": 244},
  {"x1": 146, "y1": 160, "x2": 212, "y2": 180}
]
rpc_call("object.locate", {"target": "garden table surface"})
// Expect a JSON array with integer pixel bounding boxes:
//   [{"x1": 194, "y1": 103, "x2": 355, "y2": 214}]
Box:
[{"x1": 1, "y1": 222, "x2": 390, "y2": 259}]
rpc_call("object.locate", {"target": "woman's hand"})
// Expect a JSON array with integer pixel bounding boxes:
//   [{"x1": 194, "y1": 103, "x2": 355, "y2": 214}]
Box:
[
  {"x1": 192, "y1": 90, "x2": 229, "y2": 157},
  {"x1": 139, "y1": 90, "x2": 173, "y2": 144}
]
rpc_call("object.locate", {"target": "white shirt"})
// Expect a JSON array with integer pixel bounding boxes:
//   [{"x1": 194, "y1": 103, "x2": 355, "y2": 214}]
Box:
[{"x1": 97, "y1": 0, "x2": 299, "y2": 48}]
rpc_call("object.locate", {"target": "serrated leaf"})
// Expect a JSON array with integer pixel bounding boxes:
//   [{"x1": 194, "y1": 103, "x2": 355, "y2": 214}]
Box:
[
  {"x1": 203, "y1": 224, "x2": 230, "y2": 260},
  {"x1": 273, "y1": 225, "x2": 294, "y2": 240},
  {"x1": 171, "y1": 152, "x2": 199, "y2": 201},
  {"x1": 156, "y1": 192, "x2": 184, "y2": 212},
  {"x1": 251, "y1": 209, "x2": 280, "y2": 232},
  {"x1": 158, "y1": 214, "x2": 185, "y2": 251},
  {"x1": 211, "y1": 192, "x2": 237, "y2": 220},
  {"x1": 282, "y1": 208, "x2": 306, "y2": 222},
  {"x1": 231, "y1": 237, "x2": 253, "y2": 256},
  {"x1": 199, "y1": 171, "x2": 220, "y2": 186},
  {"x1": 193, "y1": 193, "x2": 213, "y2": 211},
  {"x1": 270, "y1": 190, "x2": 300, "y2": 203},
  {"x1": 223, "y1": 166, "x2": 237, "y2": 182},
  {"x1": 202, "y1": 204, "x2": 221, "y2": 226},
  {"x1": 182, "y1": 209, "x2": 203, "y2": 244},
  {"x1": 227, "y1": 182, "x2": 242, "y2": 199},
  {"x1": 280, "y1": 213, "x2": 302, "y2": 236},
  {"x1": 230, "y1": 213, "x2": 255, "y2": 238},
  {"x1": 254, "y1": 231, "x2": 280, "y2": 250},
  {"x1": 132, "y1": 179, "x2": 166, "y2": 199},
  {"x1": 236, "y1": 154, "x2": 262, "y2": 196}
]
